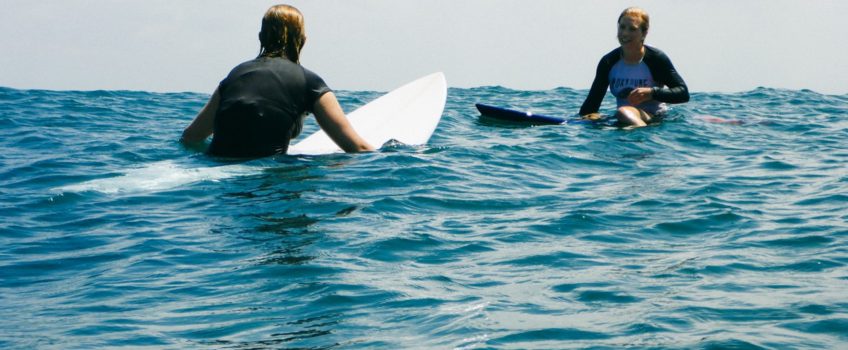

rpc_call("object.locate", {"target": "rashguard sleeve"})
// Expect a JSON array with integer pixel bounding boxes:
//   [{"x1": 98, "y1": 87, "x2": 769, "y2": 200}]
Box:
[
  {"x1": 579, "y1": 58, "x2": 611, "y2": 116},
  {"x1": 303, "y1": 68, "x2": 333, "y2": 112},
  {"x1": 650, "y1": 52, "x2": 689, "y2": 104}
]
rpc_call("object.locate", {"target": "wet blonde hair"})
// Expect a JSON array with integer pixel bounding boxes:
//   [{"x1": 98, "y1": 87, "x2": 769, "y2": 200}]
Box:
[
  {"x1": 618, "y1": 7, "x2": 650, "y2": 34},
  {"x1": 258, "y1": 4, "x2": 306, "y2": 63}
]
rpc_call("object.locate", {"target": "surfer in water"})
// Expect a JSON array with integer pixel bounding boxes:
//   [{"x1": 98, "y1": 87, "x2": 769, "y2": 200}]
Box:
[
  {"x1": 579, "y1": 7, "x2": 689, "y2": 127},
  {"x1": 182, "y1": 4, "x2": 373, "y2": 157}
]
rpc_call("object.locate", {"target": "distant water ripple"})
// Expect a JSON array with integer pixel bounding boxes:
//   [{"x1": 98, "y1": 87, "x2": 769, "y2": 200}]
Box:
[{"x1": 1, "y1": 85, "x2": 846, "y2": 349}]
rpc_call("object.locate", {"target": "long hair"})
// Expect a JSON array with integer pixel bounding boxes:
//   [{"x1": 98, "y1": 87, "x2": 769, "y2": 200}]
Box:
[{"x1": 258, "y1": 5, "x2": 306, "y2": 63}]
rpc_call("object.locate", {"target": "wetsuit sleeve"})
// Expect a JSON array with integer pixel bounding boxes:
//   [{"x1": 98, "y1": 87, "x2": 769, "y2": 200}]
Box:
[
  {"x1": 648, "y1": 49, "x2": 689, "y2": 104},
  {"x1": 579, "y1": 56, "x2": 612, "y2": 116},
  {"x1": 303, "y1": 68, "x2": 333, "y2": 112}
]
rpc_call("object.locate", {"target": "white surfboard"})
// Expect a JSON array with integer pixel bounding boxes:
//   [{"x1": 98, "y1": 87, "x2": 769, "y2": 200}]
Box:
[{"x1": 287, "y1": 72, "x2": 447, "y2": 155}]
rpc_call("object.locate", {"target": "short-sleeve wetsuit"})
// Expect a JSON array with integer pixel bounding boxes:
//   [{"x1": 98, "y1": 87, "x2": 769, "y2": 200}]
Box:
[
  {"x1": 579, "y1": 45, "x2": 689, "y2": 117},
  {"x1": 208, "y1": 57, "x2": 331, "y2": 157}
]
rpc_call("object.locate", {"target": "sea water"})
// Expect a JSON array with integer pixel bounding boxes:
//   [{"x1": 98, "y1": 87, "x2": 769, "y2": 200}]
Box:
[{"x1": 1, "y1": 85, "x2": 846, "y2": 349}]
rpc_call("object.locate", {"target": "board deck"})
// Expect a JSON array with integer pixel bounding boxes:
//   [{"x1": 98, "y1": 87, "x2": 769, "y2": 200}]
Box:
[{"x1": 288, "y1": 72, "x2": 447, "y2": 155}]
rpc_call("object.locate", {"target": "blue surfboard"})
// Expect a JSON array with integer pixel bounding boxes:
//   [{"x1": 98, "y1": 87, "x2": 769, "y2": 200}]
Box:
[
  {"x1": 475, "y1": 103, "x2": 608, "y2": 126},
  {"x1": 475, "y1": 103, "x2": 566, "y2": 124}
]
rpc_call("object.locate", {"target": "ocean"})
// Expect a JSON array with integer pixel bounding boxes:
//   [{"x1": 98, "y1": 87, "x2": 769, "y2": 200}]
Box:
[{"x1": 1, "y1": 85, "x2": 846, "y2": 349}]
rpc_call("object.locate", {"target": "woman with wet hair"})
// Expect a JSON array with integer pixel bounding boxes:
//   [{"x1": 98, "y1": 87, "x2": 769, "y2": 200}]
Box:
[{"x1": 183, "y1": 5, "x2": 373, "y2": 157}]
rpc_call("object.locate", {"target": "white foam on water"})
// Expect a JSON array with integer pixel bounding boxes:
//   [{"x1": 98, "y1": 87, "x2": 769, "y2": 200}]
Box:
[{"x1": 55, "y1": 159, "x2": 261, "y2": 194}]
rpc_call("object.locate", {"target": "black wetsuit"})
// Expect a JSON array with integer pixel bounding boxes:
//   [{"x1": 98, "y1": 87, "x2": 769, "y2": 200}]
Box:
[
  {"x1": 579, "y1": 45, "x2": 689, "y2": 116},
  {"x1": 208, "y1": 57, "x2": 331, "y2": 157}
]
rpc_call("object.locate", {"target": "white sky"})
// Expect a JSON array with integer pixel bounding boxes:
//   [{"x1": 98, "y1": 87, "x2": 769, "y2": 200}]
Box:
[{"x1": 1, "y1": 0, "x2": 846, "y2": 94}]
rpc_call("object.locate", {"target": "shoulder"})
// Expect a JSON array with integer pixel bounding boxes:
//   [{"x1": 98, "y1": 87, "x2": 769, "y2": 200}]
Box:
[
  {"x1": 300, "y1": 66, "x2": 331, "y2": 88},
  {"x1": 299, "y1": 65, "x2": 322, "y2": 80},
  {"x1": 220, "y1": 58, "x2": 262, "y2": 87},
  {"x1": 644, "y1": 45, "x2": 666, "y2": 56},
  {"x1": 601, "y1": 47, "x2": 622, "y2": 64},
  {"x1": 227, "y1": 57, "x2": 285, "y2": 76},
  {"x1": 299, "y1": 65, "x2": 332, "y2": 104},
  {"x1": 594, "y1": 47, "x2": 621, "y2": 72},
  {"x1": 227, "y1": 58, "x2": 260, "y2": 74},
  {"x1": 644, "y1": 46, "x2": 673, "y2": 63},
  {"x1": 258, "y1": 57, "x2": 315, "y2": 85}
]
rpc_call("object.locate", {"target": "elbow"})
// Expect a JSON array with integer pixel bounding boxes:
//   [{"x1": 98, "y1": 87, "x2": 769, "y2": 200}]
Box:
[{"x1": 680, "y1": 86, "x2": 690, "y2": 103}]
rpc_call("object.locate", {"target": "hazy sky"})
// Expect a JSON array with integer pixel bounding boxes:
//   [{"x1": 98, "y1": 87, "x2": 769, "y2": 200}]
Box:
[{"x1": 1, "y1": 0, "x2": 846, "y2": 94}]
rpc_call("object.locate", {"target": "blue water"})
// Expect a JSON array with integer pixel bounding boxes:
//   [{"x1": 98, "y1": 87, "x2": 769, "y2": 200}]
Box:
[{"x1": 1, "y1": 85, "x2": 847, "y2": 349}]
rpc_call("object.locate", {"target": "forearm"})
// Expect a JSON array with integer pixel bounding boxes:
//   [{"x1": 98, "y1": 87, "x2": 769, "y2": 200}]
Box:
[
  {"x1": 651, "y1": 85, "x2": 689, "y2": 104},
  {"x1": 181, "y1": 89, "x2": 219, "y2": 143},
  {"x1": 580, "y1": 60, "x2": 611, "y2": 116},
  {"x1": 580, "y1": 84, "x2": 608, "y2": 116},
  {"x1": 313, "y1": 92, "x2": 374, "y2": 153}
]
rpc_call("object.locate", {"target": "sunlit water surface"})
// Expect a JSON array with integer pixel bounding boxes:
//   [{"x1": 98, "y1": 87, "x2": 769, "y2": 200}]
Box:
[{"x1": 1, "y1": 85, "x2": 846, "y2": 349}]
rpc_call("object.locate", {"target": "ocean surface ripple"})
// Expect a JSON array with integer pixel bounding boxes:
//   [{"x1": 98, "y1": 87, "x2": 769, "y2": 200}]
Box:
[{"x1": 1, "y1": 85, "x2": 846, "y2": 349}]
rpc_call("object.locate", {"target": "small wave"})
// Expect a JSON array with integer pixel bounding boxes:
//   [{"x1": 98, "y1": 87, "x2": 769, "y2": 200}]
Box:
[{"x1": 54, "y1": 160, "x2": 261, "y2": 194}]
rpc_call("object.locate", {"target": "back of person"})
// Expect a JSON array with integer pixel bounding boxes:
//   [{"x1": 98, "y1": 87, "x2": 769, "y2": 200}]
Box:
[
  {"x1": 208, "y1": 57, "x2": 329, "y2": 157},
  {"x1": 181, "y1": 4, "x2": 373, "y2": 156}
]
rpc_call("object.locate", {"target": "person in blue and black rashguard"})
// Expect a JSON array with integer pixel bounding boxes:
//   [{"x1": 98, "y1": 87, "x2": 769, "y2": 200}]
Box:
[{"x1": 580, "y1": 7, "x2": 689, "y2": 127}]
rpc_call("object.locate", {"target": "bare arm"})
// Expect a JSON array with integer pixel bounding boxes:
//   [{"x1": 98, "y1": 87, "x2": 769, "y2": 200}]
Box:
[
  {"x1": 181, "y1": 88, "x2": 220, "y2": 144},
  {"x1": 313, "y1": 92, "x2": 374, "y2": 152}
]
